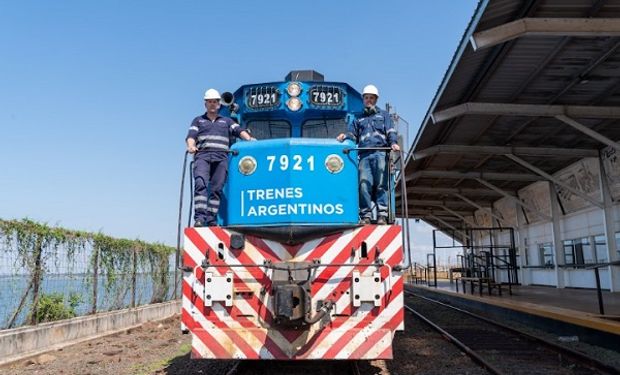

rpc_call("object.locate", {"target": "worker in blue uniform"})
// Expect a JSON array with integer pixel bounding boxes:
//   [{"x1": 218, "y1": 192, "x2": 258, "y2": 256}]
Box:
[
  {"x1": 337, "y1": 84, "x2": 400, "y2": 225},
  {"x1": 186, "y1": 88, "x2": 255, "y2": 227}
]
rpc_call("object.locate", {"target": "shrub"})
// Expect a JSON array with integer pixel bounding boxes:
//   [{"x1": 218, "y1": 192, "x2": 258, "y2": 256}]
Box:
[{"x1": 33, "y1": 292, "x2": 82, "y2": 323}]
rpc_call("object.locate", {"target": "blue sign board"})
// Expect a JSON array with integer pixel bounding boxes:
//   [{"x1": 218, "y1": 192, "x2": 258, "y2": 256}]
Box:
[{"x1": 222, "y1": 138, "x2": 359, "y2": 226}]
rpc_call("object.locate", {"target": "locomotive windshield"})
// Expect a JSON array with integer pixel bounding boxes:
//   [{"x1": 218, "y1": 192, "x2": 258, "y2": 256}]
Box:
[
  {"x1": 301, "y1": 118, "x2": 348, "y2": 138},
  {"x1": 245, "y1": 120, "x2": 291, "y2": 139}
]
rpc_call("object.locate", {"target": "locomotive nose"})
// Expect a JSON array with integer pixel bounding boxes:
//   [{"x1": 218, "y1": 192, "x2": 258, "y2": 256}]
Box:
[{"x1": 223, "y1": 138, "x2": 360, "y2": 243}]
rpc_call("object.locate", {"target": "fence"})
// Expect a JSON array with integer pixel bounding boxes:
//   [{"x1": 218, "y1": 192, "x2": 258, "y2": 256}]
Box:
[{"x1": 0, "y1": 218, "x2": 180, "y2": 329}]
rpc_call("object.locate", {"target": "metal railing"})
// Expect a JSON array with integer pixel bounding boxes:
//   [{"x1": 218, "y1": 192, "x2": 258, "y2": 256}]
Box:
[
  {"x1": 176, "y1": 147, "x2": 412, "y2": 277},
  {"x1": 586, "y1": 260, "x2": 620, "y2": 315}
]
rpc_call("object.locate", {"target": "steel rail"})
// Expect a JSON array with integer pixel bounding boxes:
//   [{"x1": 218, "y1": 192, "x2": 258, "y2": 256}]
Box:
[
  {"x1": 225, "y1": 360, "x2": 242, "y2": 375},
  {"x1": 404, "y1": 290, "x2": 619, "y2": 374},
  {"x1": 403, "y1": 301, "x2": 505, "y2": 375}
]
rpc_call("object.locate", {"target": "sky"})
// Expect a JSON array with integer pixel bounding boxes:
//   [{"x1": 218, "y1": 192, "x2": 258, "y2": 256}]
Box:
[{"x1": 0, "y1": 1, "x2": 478, "y2": 266}]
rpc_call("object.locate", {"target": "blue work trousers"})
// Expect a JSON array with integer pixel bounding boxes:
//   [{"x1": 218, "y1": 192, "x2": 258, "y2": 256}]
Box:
[
  {"x1": 193, "y1": 157, "x2": 228, "y2": 224},
  {"x1": 359, "y1": 152, "x2": 388, "y2": 220}
]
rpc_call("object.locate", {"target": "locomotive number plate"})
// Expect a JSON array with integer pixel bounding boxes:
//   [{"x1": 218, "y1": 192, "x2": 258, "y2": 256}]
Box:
[
  {"x1": 247, "y1": 86, "x2": 280, "y2": 109},
  {"x1": 310, "y1": 86, "x2": 343, "y2": 106}
]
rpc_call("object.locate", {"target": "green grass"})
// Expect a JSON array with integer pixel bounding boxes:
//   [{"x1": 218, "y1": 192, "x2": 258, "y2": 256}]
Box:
[{"x1": 130, "y1": 342, "x2": 192, "y2": 375}]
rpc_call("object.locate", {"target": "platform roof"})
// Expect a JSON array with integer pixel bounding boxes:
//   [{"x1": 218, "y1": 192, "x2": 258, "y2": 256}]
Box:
[{"x1": 398, "y1": 0, "x2": 620, "y2": 237}]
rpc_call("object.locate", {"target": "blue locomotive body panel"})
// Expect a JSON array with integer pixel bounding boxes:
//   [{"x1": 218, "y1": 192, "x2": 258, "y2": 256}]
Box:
[
  {"x1": 214, "y1": 76, "x2": 367, "y2": 231},
  {"x1": 222, "y1": 138, "x2": 359, "y2": 226}
]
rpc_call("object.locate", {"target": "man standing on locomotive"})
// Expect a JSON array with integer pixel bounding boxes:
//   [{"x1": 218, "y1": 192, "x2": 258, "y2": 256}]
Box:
[
  {"x1": 186, "y1": 88, "x2": 254, "y2": 227},
  {"x1": 337, "y1": 84, "x2": 400, "y2": 225}
]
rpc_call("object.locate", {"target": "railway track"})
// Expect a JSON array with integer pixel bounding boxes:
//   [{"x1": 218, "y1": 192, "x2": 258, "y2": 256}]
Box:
[
  {"x1": 225, "y1": 359, "x2": 364, "y2": 375},
  {"x1": 404, "y1": 290, "x2": 620, "y2": 375}
]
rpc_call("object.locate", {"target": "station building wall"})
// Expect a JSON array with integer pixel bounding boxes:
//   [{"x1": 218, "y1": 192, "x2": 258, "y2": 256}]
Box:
[{"x1": 460, "y1": 148, "x2": 620, "y2": 291}]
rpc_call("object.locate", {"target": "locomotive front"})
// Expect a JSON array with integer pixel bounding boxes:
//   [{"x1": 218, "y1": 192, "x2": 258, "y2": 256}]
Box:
[{"x1": 181, "y1": 71, "x2": 405, "y2": 360}]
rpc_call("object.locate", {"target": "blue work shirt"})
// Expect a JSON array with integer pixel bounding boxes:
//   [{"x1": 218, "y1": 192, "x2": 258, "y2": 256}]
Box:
[
  {"x1": 186, "y1": 114, "x2": 243, "y2": 161},
  {"x1": 345, "y1": 108, "x2": 397, "y2": 156}
]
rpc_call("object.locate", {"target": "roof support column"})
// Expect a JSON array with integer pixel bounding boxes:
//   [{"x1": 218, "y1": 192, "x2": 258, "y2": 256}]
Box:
[
  {"x1": 475, "y1": 178, "x2": 552, "y2": 221},
  {"x1": 516, "y1": 205, "x2": 530, "y2": 286},
  {"x1": 505, "y1": 154, "x2": 604, "y2": 209},
  {"x1": 451, "y1": 193, "x2": 512, "y2": 227},
  {"x1": 490, "y1": 209, "x2": 502, "y2": 283},
  {"x1": 598, "y1": 155, "x2": 620, "y2": 292},
  {"x1": 555, "y1": 115, "x2": 620, "y2": 152},
  {"x1": 549, "y1": 182, "x2": 566, "y2": 289}
]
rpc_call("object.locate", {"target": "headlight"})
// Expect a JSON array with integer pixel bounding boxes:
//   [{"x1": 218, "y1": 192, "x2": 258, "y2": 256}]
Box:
[
  {"x1": 238, "y1": 156, "x2": 257, "y2": 175},
  {"x1": 287, "y1": 82, "x2": 302, "y2": 97},
  {"x1": 325, "y1": 154, "x2": 344, "y2": 174},
  {"x1": 286, "y1": 97, "x2": 302, "y2": 112}
]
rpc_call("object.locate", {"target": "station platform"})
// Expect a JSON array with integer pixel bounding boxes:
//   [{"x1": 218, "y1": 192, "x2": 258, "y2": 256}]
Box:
[{"x1": 406, "y1": 280, "x2": 620, "y2": 350}]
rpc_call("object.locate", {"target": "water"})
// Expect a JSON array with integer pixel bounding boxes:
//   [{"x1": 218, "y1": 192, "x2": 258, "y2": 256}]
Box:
[{"x1": 0, "y1": 273, "x2": 179, "y2": 329}]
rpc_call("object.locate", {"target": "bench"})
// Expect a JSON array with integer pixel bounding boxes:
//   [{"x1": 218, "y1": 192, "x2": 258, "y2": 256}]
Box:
[
  {"x1": 456, "y1": 276, "x2": 503, "y2": 296},
  {"x1": 411, "y1": 274, "x2": 425, "y2": 284}
]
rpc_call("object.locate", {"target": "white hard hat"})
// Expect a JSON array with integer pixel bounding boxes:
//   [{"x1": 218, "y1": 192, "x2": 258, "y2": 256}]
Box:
[
  {"x1": 362, "y1": 84, "x2": 379, "y2": 97},
  {"x1": 203, "y1": 88, "x2": 221, "y2": 100}
]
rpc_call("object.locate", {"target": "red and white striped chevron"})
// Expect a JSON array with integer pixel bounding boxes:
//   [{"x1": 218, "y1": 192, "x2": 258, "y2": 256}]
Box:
[{"x1": 182, "y1": 225, "x2": 404, "y2": 360}]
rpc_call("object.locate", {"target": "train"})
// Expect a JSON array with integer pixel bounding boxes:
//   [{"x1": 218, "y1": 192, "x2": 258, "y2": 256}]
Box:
[{"x1": 179, "y1": 70, "x2": 408, "y2": 360}]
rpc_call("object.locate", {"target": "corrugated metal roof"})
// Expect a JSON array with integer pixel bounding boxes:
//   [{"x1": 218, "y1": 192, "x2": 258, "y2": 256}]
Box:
[{"x1": 399, "y1": 0, "x2": 620, "y2": 236}]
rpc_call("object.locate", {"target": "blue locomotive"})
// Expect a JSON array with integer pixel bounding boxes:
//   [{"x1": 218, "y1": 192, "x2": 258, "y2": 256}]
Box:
[{"x1": 181, "y1": 71, "x2": 406, "y2": 360}]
